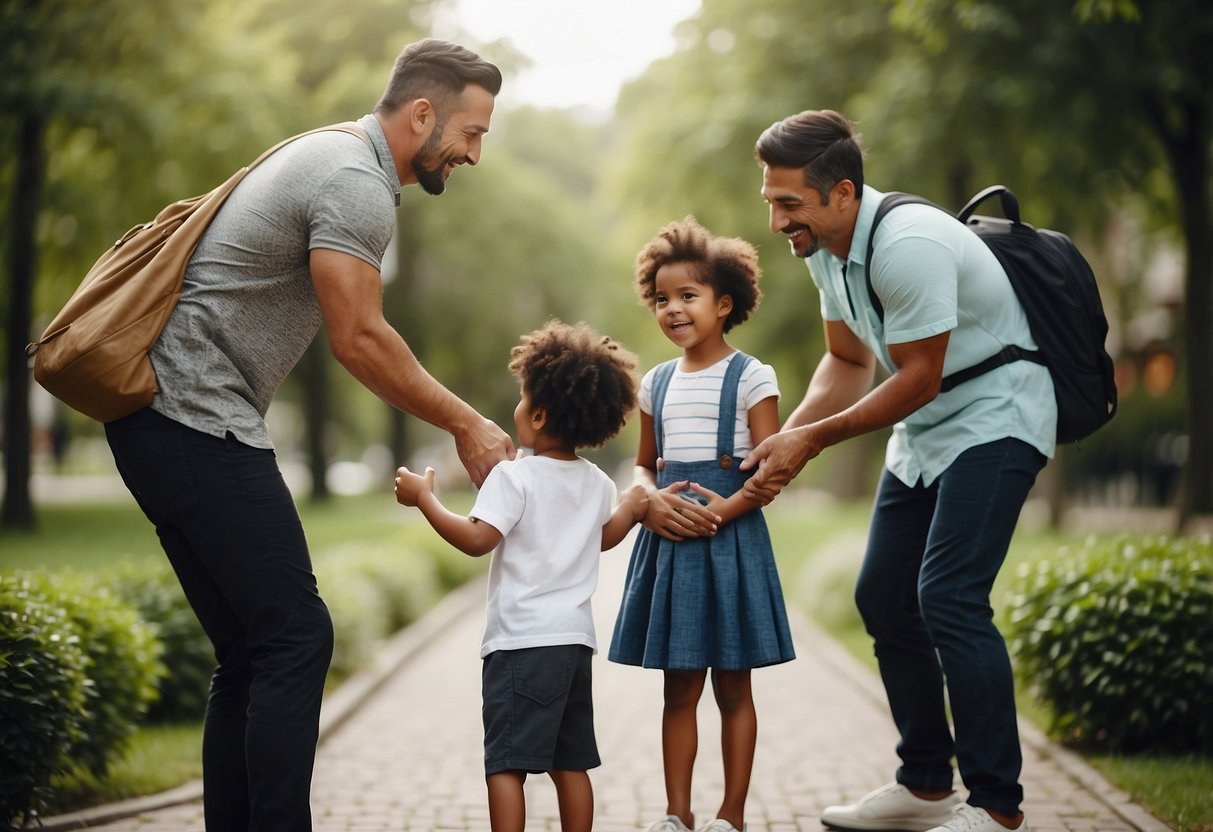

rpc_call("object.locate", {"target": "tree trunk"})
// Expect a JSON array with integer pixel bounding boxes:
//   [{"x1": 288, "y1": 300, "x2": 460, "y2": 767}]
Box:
[
  {"x1": 1165, "y1": 100, "x2": 1213, "y2": 529},
  {"x1": 300, "y1": 337, "x2": 331, "y2": 502},
  {"x1": 2, "y1": 110, "x2": 44, "y2": 530}
]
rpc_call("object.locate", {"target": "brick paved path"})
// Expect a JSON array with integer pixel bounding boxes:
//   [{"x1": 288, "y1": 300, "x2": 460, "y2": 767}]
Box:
[{"x1": 50, "y1": 533, "x2": 1168, "y2": 832}]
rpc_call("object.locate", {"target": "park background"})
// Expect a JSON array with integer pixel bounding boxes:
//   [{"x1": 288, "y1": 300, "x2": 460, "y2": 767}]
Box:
[{"x1": 1, "y1": 0, "x2": 1211, "y2": 830}]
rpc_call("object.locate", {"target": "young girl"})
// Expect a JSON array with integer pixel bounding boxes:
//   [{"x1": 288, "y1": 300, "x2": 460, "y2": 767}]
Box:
[{"x1": 609, "y1": 217, "x2": 796, "y2": 832}]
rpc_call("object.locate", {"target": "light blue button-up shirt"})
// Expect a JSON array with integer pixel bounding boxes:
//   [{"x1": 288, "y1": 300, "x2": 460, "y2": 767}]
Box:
[{"x1": 806, "y1": 185, "x2": 1056, "y2": 486}]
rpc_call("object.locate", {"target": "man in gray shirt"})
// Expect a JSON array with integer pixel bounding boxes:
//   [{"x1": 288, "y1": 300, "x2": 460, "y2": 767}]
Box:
[{"x1": 104, "y1": 39, "x2": 513, "y2": 832}]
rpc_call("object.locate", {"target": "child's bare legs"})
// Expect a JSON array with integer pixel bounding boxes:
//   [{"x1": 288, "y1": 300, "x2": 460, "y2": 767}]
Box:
[
  {"x1": 711, "y1": 669, "x2": 756, "y2": 830},
  {"x1": 487, "y1": 771, "x2": 526, "y2": 832},
  {"x1": 662, "y1": 669, "x2": 708, "y2": 828},
  {"x1": 550, "y1": 769, "x2": 594, "y2": 832}
]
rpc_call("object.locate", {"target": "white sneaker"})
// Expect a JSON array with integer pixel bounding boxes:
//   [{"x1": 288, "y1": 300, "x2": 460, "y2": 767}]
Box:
[
  {"x1": 698, "y1": 820, "x2": 746, "y2": 832},
  {"x1": 646, "y1": 815, "x2": 693, "y2": 832},
  {"x1": 925, "y1": 804, "x2": 1029, "y2": 832},
  {"x1": 821, "y1": 783, "x2": 962, "y2": 831}
]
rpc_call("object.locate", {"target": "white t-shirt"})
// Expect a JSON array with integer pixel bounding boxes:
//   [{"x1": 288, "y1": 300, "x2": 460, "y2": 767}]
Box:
[
  {"x1": 638, "y1": 353, "x2": 780, "y2": 462},
  {"x1": 469, "y1": 454, "x2": 617, "y2": 658}
]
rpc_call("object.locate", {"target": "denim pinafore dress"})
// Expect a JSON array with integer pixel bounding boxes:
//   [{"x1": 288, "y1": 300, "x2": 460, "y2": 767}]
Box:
[{"x1": 608, "y1": 352, "x2": 796, "y2": 670}]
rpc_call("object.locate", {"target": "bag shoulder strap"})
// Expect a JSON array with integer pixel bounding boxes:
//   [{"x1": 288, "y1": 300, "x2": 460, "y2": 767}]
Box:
[
  {"x1": 245, "y1": 122, "x2": 369, "y2": 172},
  {"x1": 864, "y1": 192, "x2": 944, "y2": 322}
]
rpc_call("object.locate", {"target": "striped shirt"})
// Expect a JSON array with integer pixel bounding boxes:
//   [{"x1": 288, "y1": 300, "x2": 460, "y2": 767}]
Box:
[{"x1": 638, "y1": 353, "x2": 780, "y2": 463}]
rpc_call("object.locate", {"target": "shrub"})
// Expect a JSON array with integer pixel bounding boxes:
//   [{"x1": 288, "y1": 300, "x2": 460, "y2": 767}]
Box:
[
  {"x1": 31, "y1": 572, "x2": 165, "y2": 776},
  {"x1": 1008, "y1": 535, "x2": 1213, "y2": 752},
  {"x1": 315, "y1": 559, "x2": 393, "y2": 681},
  {"x1": 0, "y1": 574, "x2": 90, "y2": 828},
  {"x1": 106, "y1": 561, "x2": 213, "y2": 722},
  {"x1": 427, "y1": 537, "x2": 485, "y2": 592},
  {"x1": 315, "y1": 542, "x2": 473, "y2": 680}
]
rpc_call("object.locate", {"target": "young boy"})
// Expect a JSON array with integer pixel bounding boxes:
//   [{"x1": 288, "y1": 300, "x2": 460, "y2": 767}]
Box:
[{"x1": 394, "y1": 319, "x2": 650, "y2": 832}]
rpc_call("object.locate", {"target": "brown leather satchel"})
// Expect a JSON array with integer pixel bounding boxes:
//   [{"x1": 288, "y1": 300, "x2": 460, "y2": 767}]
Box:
[{"x1": 27, "y1": 122, "x2": 368, "y2": 423}]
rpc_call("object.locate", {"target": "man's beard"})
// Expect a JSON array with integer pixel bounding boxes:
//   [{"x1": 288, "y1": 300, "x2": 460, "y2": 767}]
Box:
[
  {"x1": 412, "y1": 123, "x2": 448, "y2": 196},
  {"x1": 790, "y1": 227, "x2": 824, "y2": 259},
  {"x1": 801, "y1": 233, "x2": 824, "y2": 258}
]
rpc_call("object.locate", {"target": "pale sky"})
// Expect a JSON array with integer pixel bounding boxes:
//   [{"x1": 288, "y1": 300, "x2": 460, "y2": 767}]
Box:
[{"x1": 431, "y1": 0, "x2": 702, "y2": 112}]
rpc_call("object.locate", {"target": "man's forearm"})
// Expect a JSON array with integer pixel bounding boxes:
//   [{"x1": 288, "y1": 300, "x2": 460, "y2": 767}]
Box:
[
  {"x1": 784, "y1": 352, "x2": 875, "y2": 430},
  {"x1": 332, "y1": 320, "x2": 478, "y2": 435}
]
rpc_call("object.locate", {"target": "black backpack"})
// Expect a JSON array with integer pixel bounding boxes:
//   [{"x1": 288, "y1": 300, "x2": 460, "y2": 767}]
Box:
[{"x1": 865, "y1": 185, "x2": 1117, "y2": 445}]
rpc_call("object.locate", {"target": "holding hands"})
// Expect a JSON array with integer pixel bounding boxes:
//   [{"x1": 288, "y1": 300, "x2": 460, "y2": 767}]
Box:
[
  {"x1": 618, "y1": 483, "x2": 651, "y2": 525},
  {"x1": 454, "y1": 417, "x2": 515, "y2": 487},
  {"x1": 739, "y1": 426, "x2": 817, "y2": 505},
  {"x1": 642, "y1": 479, "x2": 722, "y2": 542}
]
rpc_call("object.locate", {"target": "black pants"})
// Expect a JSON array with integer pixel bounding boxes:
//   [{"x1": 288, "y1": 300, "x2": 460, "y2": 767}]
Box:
[{"x1": 106, "y1": 408, "x2": 334, "y2": 832}]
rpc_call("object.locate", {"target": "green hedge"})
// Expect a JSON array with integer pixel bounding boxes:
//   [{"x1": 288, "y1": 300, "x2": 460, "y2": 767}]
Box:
[
  {"x1": 105, "y1": 561, "x2": 213, "y2": 722},
  {"x1": 1008, "y1": 535, "x2": 1213, "y2": 752},
  {"x1": 0, "y1": 571, "x2": 164, "y2": 827},
  {"x1": 315, "y1": 541, "x2": 479, "y2": 680},
  {"x1": 2, "y1": 540, "x2": 481, "y2": 826},
  {"x1": 37, "y1": 573, "x2": 164, "y2": 776},
  {"x1": 1, "y1": 575, "x2": 91, "y2": 828}
]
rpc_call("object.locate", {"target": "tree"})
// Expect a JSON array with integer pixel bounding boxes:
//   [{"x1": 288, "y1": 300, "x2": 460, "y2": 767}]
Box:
[
  {"x1": 1, "y1": 0, "x2": 278, "y2": 528},
  {"x1": 884, "y1": 0, "x2": 1213, "y2": 527}
]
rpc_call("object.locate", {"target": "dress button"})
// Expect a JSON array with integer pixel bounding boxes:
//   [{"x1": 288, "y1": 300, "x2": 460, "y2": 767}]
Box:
[{"x1": 719, "y1": 454, "x2": 732, "y2": 469}]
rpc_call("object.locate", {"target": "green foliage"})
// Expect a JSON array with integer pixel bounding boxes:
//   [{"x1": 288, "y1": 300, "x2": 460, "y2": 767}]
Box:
[
  {"x1": 46, "y1": 724, "x2": 204, "y2": 817},
  {"x1": 34, "y1": 572, "x2": 164, "y2": 777},
  {"x1": 105, "y1": 561, "x2": 213, "y2": 723},
  {"x1": 1008, "y1": 535, "x2": 1213, "y2": 752},
  {"x1": 0, "y1": 569, "x2": 165, "y2": 819},
  {"x1": 1088, "y1": 753, "x2": 1213, "y2": 832},
  {"x1": 316, "y1": 557, "x2": 395, "y2": 680},
  {"x1": 314, "y1": 539, "x2": 485, "y2": 680},
  {"x1": 0, "y1": 573, "x2": 90, "y2": 828}
]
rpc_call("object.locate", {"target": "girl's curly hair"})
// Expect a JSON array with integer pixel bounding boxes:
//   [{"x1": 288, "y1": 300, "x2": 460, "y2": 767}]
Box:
[
  {"x1": 634, "y1": 216, "x2": 763, "y2": 333},
  {"x1": 507, "y1": 320, "x2": 639, "y2": 449}
]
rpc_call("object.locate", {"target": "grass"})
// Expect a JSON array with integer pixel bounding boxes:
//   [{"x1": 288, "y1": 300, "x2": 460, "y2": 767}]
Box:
[
  {"x1": 1088, "y1": 754, "x2": 1213, "y2": 832},
  {"x1": 48, "y1": 725, "x2": 204, "y2": 812},
  {"x1": 4, "y1": 489, "x2": 1210, "y2": 829}
]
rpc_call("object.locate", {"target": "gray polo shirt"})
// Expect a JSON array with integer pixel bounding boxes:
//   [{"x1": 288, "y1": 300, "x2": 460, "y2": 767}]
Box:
[{"x1": 149, "y1": 114, "x2": 400, "y2": 448}]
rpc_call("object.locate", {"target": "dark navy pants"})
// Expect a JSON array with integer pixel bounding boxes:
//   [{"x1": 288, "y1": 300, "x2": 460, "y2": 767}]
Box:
[
  {"x1": 855, "y1": 438, "x2": 1045, "y2": 818},
  {"x1": 106, "y1": 407, "x2": 333, "y2": 832}
]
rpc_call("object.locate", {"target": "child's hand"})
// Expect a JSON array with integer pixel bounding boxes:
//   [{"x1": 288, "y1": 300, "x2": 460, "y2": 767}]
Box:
[
  {"x1": 619, "y1": 483, "x2": 650, "y2": 523},
  {"x1": 394, "y1": 466, "x2": 435, "y2": 508},
  {"x1": 683, "y1": 482, "x2": 727, "y2": 515},
  {"x1": 643, "y1": 480, "x2": 720, "y2": 541}
]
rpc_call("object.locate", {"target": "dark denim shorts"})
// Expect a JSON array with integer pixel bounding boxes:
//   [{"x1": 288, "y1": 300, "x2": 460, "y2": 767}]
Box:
[{"x1": 481, "y1": 644, "x2": 600, "y2": 776}]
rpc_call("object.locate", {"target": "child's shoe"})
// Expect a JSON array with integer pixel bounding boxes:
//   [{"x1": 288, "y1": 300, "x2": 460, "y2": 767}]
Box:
[
  {"x1": 646, "y1": 816, "x2": 692, "y2": 832},
  {"x1": 697, "y1": 819, "x2": 746, "y2": 832}
]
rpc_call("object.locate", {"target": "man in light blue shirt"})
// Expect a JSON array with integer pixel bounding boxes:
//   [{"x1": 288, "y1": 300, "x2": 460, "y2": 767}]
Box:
[{"x1": 744, "y1": 109, "x2": 1050, "y2": 832}]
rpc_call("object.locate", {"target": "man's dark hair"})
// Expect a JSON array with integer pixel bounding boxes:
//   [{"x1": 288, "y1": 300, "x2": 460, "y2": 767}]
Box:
[
  {"x1": 754, "y1": 109, "x2": 865, "y2": 204},
  {"x1": 375, "y1": 39, "x2": 502, "y2": 115},
  {"x1": 508, "y1": 320, "x2": 639, "y2": 450}
]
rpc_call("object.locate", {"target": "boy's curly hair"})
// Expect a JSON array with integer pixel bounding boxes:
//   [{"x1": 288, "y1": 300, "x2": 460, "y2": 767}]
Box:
[
  {"x1": 634, "y1": 216, "x2": 763, "y2": 333},
  {"x1": 508, "y1": 320, "x2": 639, "y2": 450}
]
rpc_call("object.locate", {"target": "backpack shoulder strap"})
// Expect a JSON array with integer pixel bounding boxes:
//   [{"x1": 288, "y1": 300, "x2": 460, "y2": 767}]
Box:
[
  {"x1": 246, "y1": 122, "x2": 369, "y2": 172},
  {"x1": 864, "y1": 192, "x2": 946, "y2": 322}
]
